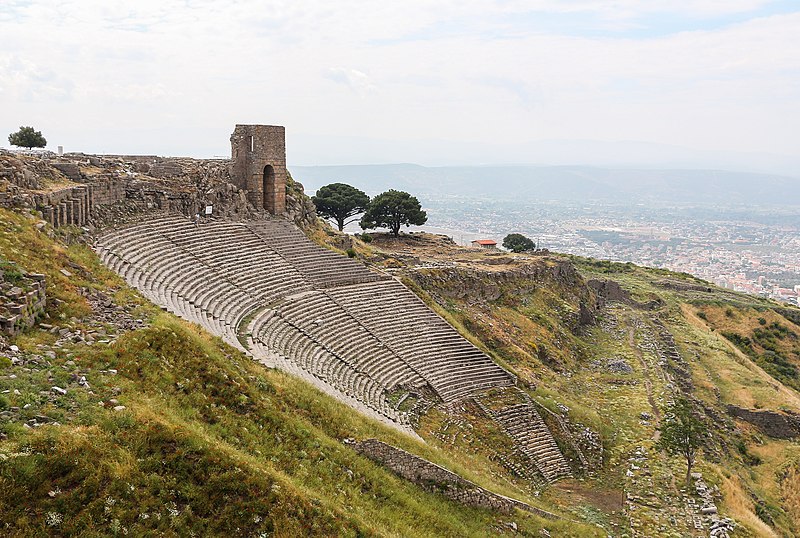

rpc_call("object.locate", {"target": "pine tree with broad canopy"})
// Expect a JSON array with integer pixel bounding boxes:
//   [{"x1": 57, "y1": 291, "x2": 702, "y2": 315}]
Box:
[
  {"x1": 359, "y1": 189, "x2": 427, "y2": 237},
  {"x1": 311, "y1": 183, "x2": 370, "y2": 231},
  {"x1": 8, "y1": 126, "x2": 47, "y2": 150},
  {"x1": 503, "y1": 233, "x2": 535, "y2": 252}
]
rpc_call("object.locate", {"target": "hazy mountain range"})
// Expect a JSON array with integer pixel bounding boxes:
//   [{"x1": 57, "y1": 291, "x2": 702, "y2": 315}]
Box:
[{"x1": 290, "y1": 164, "x2": 800, "y2": 206}]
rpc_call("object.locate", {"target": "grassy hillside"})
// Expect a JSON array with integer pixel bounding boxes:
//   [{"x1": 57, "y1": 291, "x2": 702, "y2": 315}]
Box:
[
  {"x1": 0, "y1": 209, "x2": 601, "y2": 536},
  {"x1": 362, "y1": 233, "x2": 800, "y2": 537}
]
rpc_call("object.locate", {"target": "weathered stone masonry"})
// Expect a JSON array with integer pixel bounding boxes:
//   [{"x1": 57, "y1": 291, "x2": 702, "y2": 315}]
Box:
[
  {"x1": 2, "y1": 124, "x2": 290, "y2": 228},
  {"x1": 230, "y1": 124, "x2": 287, "y2": 215},
  {"x1": 726, "y1": 405, "x2": 800, "y2": 439},
  {"x1": 0, "y1": 272, "x2": 46, "y2": 336},
  {"x1": 350, "y1": 438, "x2": 557, "y2": 518}
]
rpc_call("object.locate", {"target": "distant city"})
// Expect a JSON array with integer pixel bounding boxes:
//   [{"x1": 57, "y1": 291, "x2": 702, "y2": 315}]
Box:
[{"x1": 396, "y1": 197, "x2": 800, "y2": 306}]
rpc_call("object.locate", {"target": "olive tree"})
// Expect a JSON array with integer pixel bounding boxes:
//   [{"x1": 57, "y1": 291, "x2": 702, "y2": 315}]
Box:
[{"x1": 656, "y1": 397, "x2": 707, "y2": 486}]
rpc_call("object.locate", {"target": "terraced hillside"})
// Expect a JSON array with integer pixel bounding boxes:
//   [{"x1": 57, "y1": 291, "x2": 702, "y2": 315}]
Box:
[{"x1": 94, "y1": 214, "x2": 571, "y2": 482}]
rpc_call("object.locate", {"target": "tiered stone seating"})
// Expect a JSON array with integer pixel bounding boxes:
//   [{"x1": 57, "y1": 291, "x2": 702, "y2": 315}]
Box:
[
  {"x1": 247, "y1": 305, "x2": 411, "y2": 423},
  {"x1": 246, "y1": 220, "x2": 386, "y2": 288},
  {"x1": 490, "y1": 403, "x2": 572, "y2": 482},
  {"x1": 94, "y1": 214, "x2": 572, "y2": 479},
  {"x1": 326, "y1": 280, "x2": 515, "y2": 402}
]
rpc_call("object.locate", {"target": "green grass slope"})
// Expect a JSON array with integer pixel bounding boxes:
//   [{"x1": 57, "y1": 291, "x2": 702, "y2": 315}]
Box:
[
  {"x1": 373, "y1": 238, "x2": 800, "y2": 537},
  {"x1": 0, "y1": 209, "x2": 599, "y2": 536}
]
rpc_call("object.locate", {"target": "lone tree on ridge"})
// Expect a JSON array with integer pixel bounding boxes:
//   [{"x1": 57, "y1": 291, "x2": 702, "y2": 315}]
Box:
[
  {"x1": 8, "y1": 126, "x2": 47, "y2": 150},
  {"x1": 360, "y1": 189, "x2": 427, "y2": 237},
  {"x1": 311, "y1": 183, "x2": 370, "y2": 231},
  {"x1": 503, "y1": 233, "x2": 535, "y2": 252},
  {"x1": 656, "y1": 397, "x2": 707, "y2": 487}
]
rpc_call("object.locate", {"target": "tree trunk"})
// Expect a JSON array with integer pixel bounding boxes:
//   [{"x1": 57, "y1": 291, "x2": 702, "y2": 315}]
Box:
[
  {"x1": 336, "y1": 218, "x2": 345, "y2": 231},
  {"x1": 685, "y1": 456, "x2": 693, "y2": 487}
]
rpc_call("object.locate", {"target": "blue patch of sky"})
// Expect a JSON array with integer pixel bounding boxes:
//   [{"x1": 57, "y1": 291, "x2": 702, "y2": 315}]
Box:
[
  {"x1": 370, "y1": 0, "x2": 799, "y2": 45},
  {"x1": 505, "y1": 0, "x2": 800, "y2": 39},
  {"x1": 0, "y1": 1, "x2": 31, "y2": 20}
]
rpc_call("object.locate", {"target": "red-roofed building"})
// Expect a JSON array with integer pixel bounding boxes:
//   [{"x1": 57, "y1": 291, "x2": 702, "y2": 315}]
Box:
[{"x1": 471, "y1": 239, "x2": 497, "y2": 249}]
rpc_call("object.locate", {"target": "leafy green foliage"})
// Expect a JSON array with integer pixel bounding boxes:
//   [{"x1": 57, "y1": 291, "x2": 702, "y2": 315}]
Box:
[
  {"x1": 722, "y1": 328, "x2": 800, "y2": 390},
  {"x1": 0, "y1": 208, "x2": 581, "y2": 536},
  {"x1": 311, "y1": 183, "x2": 370, "y2": 231},
  {"x1": 7, "y1": 126, "x2": 47, "y2": 149},
  {"x1": 656, "y1": 398, "x2": 706, "y2": 485},
  {"x1": 0, "y1": 258, "x2": 23, "y2": 284},
  {"x1": 502, "y1": 233, "x2": 535, "y2": 252},
  {"x1": 360, "y1": 189, "x2": 427, "y2": 236}
]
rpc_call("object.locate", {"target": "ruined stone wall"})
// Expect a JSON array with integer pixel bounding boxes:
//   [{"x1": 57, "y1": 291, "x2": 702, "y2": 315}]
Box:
[
  {"x1": 230, "y1": 125, "x2": 287, "y2": 215},
  {"x1": 0, "y1": 273, "x2": 46, "y2": 336},
  {"x1": 1, "y1": 124, "x2": 305, "y2": 228},
  {"x1": 350, "y1": 438, "x2": 556, "y2": 518},
  {"x1": 726, "y1": 405, "x2": 800, "y2": 439}
]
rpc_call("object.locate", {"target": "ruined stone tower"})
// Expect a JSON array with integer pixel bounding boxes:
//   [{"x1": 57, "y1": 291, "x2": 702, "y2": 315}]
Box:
[{"x1": 230, "y1": 125, "x2": 286, "y2": 215}]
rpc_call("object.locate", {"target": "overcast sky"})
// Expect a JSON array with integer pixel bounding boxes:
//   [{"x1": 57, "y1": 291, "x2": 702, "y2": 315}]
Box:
[{"x1": 2, "y1": 1, "x2": 799, "y2": 168}]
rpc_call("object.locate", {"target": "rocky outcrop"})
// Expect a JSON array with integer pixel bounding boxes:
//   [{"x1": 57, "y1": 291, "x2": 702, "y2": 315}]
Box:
[
  {"x1": 349, "y1": 438, "x2": 557, "y2": 517},
  {"x1": 588, "y1": 279, "x2": 631, "y2": 304},
  {"x1": 726, "y1": 405, "x2": 800, "y2": 439},
  {"x1": 285, "y1": 173, "x2": 317, "y2": 229}
]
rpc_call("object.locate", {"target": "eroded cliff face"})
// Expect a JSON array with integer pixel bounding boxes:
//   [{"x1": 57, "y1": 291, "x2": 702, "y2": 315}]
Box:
[{"x1": 406, "y1": 258, "x2": 599, "y2": 332}]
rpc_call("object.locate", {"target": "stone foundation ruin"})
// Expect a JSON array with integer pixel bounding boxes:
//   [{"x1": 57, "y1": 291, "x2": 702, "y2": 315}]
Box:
[
  {"x1": 348, "y1": 438, "x2": 557, "y2": 517},
  {"x1": 0, "y1": 124, "x2": 293, "y2": 228},
  {"x1": 0, "y1": 268, "x2": 46, "y2": 336}
]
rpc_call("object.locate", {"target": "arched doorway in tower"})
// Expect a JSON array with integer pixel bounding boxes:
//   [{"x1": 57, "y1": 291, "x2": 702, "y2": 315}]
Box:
[{"x1": 263, "y1": 164, "x2": 276, "y2": 214}]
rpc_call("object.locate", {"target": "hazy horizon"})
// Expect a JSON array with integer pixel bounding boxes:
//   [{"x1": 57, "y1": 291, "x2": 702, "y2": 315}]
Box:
[{"x1": 2, "y1": 1, "x2": 799, "y2": 175}]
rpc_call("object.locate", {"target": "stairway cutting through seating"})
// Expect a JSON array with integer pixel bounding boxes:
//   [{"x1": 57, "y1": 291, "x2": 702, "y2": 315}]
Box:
[{"x1": 94, "y1": 214, "x2": 572, "y2": 482}]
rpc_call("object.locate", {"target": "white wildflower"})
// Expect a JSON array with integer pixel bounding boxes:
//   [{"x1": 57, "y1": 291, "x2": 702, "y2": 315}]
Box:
[{"x1": 45, "y1": 512, "x2": 63, "y2": 527}]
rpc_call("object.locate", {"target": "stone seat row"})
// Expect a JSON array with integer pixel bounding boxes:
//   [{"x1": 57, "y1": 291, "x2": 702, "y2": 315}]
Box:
[
  {"x1": 249, "y1": 309, "x2": 406, "y2": 420},
  {"x1": 325, "y1": 281, "x2": 516, "y2": 402},
  {"x1": 270, "y1": 291, "x2": 426, "y2": 388},
  {"x1": 246, "y1": 221, "x2": 386, "y2": 288},
  {"x1": 492, "y1": 404, "x2": 572, "y2": 482}
]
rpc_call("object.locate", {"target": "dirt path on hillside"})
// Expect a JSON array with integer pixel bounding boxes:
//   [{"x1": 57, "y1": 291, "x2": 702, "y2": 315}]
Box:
[
  {"x1": 629, "y1": 326, "x2": 661, "y2": 423},
  {"x1": 681, "y1": 304, "x2": 800, "y2": 409}
]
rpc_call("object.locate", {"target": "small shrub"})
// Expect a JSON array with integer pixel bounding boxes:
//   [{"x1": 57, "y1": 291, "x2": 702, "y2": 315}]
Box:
[
  {"x1": 345, "y1": 248, "x2": 356, "y2": 258},
  {"x1": 0, "y1": 259, "x2": 23, "y2": 284},
  {"x1": 758, "y1": 317, "x2": 767, "y2": 325},
  {"x1": 725, "y1": 308, "x2": 735, "y2": 318},
  {"x1": 0, "y1": 356, "x2": 12, "y2": 369},
  {"x1": 697, "y1": 312, "x2": 708, "y2": 321},
  {"x1": 734, "y1": 439, "x2": 762, "y2": 466},
  {"x1": 360, "y1": 233, "x2": 372, "y2": 243}
]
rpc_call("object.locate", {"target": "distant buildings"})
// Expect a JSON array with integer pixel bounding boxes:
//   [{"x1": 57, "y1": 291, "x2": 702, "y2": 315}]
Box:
[{"x1": 471, "y1": 239, "x2": 497, "y2": 249}]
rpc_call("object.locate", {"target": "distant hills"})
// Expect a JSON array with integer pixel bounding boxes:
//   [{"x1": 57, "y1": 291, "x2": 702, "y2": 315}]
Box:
[{"x1": 290, "y1": 164, "x2": 800, "y2": 206}]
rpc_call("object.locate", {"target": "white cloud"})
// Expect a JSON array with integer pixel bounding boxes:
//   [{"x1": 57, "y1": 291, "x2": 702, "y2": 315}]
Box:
[
  {"x1": 0, "y1": 1, "x2": 798, "y2": 161},
  {"x1": 324, "y1": 67, "x2": 376, "y2": 96}
]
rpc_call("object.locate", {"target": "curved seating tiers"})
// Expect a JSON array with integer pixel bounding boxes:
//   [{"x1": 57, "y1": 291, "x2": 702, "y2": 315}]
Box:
[{"x1": 94, "y1": 214, "x2": 570, "y2": 478}]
